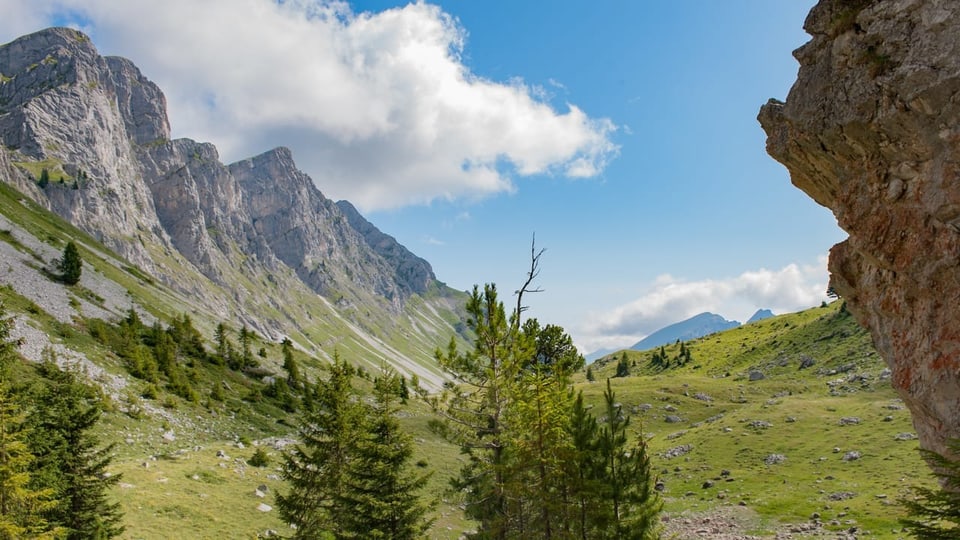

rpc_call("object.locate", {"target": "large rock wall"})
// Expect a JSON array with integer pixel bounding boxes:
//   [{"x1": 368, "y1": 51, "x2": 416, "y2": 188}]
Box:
[
  {"x1": 759, "y1": 0, "x2": 960, "y2": 457},
  {"x1": 0, "y1": 27, "x2": 439, "y2": 314}
]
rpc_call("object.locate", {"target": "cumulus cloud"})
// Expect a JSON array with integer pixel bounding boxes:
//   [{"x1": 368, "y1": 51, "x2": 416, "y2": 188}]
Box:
[
  {"x1": 0, "y1": 0, "x2": 618, "y2": 211},
  {"x1": 577, "y1": 257, "x2": 831, "y2": 354}
]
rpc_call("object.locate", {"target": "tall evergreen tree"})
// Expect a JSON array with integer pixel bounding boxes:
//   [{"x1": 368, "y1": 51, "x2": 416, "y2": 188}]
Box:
[
  {"x1": 238, "y1": 325, "x2": 256, "y2": 370},
  {"x1": 213, "y1": 323, "x2": 230, "y2": 367},
  {"x1": 0, "y1": 305, "x2": 59, "y2": 539},
  {"x1": 430, "y1": 246, "x2": 661, "y2": 539},
  {"x1": 594, "y1": 380, "x2": 660, "y2": 539},
  {"x1": 340, "y1": 371, "x2": 434, "y2": 539},
  {"x1": 566, "y1": 391, "x2": 602, "y2": 540},
  {"x1": 431, "y1": 284, "x2": 527, "y2": 539},
  {"x1": 28, "y1": 359, "x2": 123, "y2": 539},
  {"x1": 58, "y1": 242, "x2": 82, "y2": 286},
  {"x1": 277, "y1": 354, "x2": 360, "y2": 539}
]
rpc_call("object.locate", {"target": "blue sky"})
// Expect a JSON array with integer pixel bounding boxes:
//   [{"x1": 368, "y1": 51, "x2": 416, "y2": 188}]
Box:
[{"x1": 0, "y1": 0, "x2": 842, "y2": 353}]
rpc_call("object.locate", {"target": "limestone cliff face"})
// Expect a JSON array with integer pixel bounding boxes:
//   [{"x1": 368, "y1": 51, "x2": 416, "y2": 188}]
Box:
[
  {"x1": 229, "y1": 148, "x2": 407, "y2": 306},
  {"x1": 0, "y1": 26, "x2": 449, "y2": 324},
  {"x1": 760, "y1": 0, "x2": 960, "y2": 457},
  {"x1": 336, "y1": 200, "x2": 436, "y2": 297},
  {"x1": 0, "y1": 28, "x2": 168, "y2": 270}
]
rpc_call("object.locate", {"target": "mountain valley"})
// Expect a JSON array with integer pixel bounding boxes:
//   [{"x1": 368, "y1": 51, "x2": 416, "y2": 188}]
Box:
[{"x1": 0, "y1": 23, "x2": 943, "y2": 539}]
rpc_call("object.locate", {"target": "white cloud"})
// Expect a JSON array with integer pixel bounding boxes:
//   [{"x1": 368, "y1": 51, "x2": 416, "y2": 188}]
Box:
[
  {"x1": 576, "y1": 257, "x2": 831, "y2": 354},
  {"x1": 0, "y1": 0, "x2": 618, "y2": 211}
]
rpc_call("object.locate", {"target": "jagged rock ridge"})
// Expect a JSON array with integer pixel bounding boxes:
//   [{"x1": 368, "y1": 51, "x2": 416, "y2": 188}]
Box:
[
  {"x1": 759, "y1": 0, "x2": 960, "y2": 458},
  {"x1": 0, "y1": 27, "x2": 440, "y2": 309},
  {"x1": 0, "y1": 27, "x2": 464, "y2": 384}
]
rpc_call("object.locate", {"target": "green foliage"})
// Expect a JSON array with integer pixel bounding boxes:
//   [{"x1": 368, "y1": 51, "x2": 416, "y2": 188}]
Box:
[
  {"x1": 340, "y1": 371, "x2": 435, "y2": 539},
  {"x1": 431, "y1": 275, "x2": 660, "y2": 539},
  {"x1": 247, "y1": 448, "x2": 269, "y2": 468},
  {"x1": 277, "y1": 354, "x2": 359, "y2": 539},
  {"x1": 37, "y1": 169, "x2": 49, "y2": 189},
  {"x1": 281, "y1": 338, "x2": 301, "y2": 387},
  {"x1": 615, "y1": 352, "x2": 630, "y2": 378},
  {"x1": 58, "y1": 241, "x2": 82, "y2": 285},
  {"x1": 900, "y1": 440, "x2": 960, "y2": 538},
  {"x1": 593, "y1": 379, "x2": 660, "y2": 539},
  {"x1": 0, "y1": 305, "x2": 61, "y2": 539},
  {"x1": 279, "y1": 358, "x2": 434, "y2": 539},
  {"x1": 28, "y1": 358, "x2": 124, "y2": 539}
]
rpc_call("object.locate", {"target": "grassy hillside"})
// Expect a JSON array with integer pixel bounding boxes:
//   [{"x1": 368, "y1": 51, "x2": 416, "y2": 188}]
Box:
[{"x1": 583, "y1": 302, "x2": 932, "y2": 536}]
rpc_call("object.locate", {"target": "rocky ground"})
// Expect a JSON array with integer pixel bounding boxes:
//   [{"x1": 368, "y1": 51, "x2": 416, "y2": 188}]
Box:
[{"x1": 661, "y1": 506, "x2": 895, "y2": 539}]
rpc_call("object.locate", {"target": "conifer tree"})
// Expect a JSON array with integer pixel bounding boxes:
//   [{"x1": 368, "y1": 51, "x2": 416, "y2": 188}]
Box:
[
  {"x1": 431, "y1": 284, "x2": 526, "y2": 538},
  {"x1": 37, "y1": 169, "x2": 49, "y2": 189},
  {"x1": 594, "y1": 380, "x2": 660, "y2": 539},
  {"x1": 281, "y1": 338, "x2": 301, "y2": 387},
  {"x1": 28, "y1": 358, "x2": 123, "y2": 539},
  {"x1": 58, "y1": 241, "x2": 82, "y2": 286},
  {"x1": 277, "y1": 354, "x2": 360, "y2": 539},
  {"x1": 431, "y1": 245, "x2": 662, "y2": 538},
  {"x1": 615, "y1": 353, "x2": 630, "y2": 378},
  {"x1": 900, "y1": 439, "x2": 960, "y2": 538},
  {"x1": 0, "y1": 305, "x2": 59, "y2": 539},
  {"x1": 340, "y1": 371, "x2": 434, "y2": 539},
  {"x1": 238, "y1": 325, "x2": 256, "y2": 370},
  {"x1": 566, "y1": 391, "x2": 602, "y2": 540},
  {"x1": 213, "y1": 323, "x2": 229, "y2": 367}
]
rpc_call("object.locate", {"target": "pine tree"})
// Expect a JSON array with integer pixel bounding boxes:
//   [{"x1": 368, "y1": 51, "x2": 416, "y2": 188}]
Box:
[
  {"x1": 37, "y1": 169, "x2": 49, "y2": 189},
  {"x1": 595, "y1": 379, "x2": 660, "y2": 539},
  {"x1": 281, "y1": 338, "x2": 301, "y2": 387},
  {"x1": 58, "y1": 242, "x2": 82, "y2": 286},
  {"x1": 900, "y1": 439, "x2": 960, "y2": 538},
  {"x1": 28, "y1": 359, "x2": 123, "y2": 539},
  {"x1": 238, "y1": 325, "x2": 256, "y2": 370},
  {"x1": 340, "y1": 371, "x2": 434, "y2": 539},
  {"x1": 431, "y1": 284, "x2": 525, "y2": 538},
  {"x1": 0, "y1": 305, "x2": 59, "y2": 539},
  {"x1": 566, "y1": 391, "x2": 602, "y2": 540},
  {"x1": 213, "y1": 323, "x2": 229, "y2": 367},
  {"x1": 615, "y1": 353, "x2": 630, "y2": 378},
  {"x1": 277, "y1": 354, "x2": 360, "y2": 539}
]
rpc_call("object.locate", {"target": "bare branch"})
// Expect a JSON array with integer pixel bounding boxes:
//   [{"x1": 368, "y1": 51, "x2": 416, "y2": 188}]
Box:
[{"x1": 514, "y1": 234, "x2": 545, "y2": 326}]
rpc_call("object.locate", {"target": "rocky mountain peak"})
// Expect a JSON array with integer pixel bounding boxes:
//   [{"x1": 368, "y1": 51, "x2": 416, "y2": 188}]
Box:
[
  {"x1": 0, "y1": 26, "x2": 457, "y2": 337},
  {"x1": 104, "y1": 56, "x2": 170, "y2": 145},
  {"x1": 760, "y1": 0, "x2": 960, "y2": 458}
]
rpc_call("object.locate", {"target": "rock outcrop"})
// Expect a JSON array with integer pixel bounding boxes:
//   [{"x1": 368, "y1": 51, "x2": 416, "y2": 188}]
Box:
[
  {"x1": 0, "y1": 27, "x2": 169, "y2": 271},
  {"x1": 336, "y1": 200, "x2": 436, "y2": 297},
  {"x1": 760, "y1": 0, "x2": 960, "y2": 457}
]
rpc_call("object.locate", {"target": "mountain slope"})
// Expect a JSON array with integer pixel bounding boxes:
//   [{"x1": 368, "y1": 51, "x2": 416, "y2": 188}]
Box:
[{"x1": 585, "y1": 302, "x2": 931, "y2": 535}]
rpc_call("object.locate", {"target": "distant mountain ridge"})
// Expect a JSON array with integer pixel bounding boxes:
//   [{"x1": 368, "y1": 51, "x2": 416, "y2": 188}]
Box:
[
  {"x1": 747, "y1": 308, "x2": 775, "y2": 323},
  {"x1": 630, "y1": 312, "x2": 741, "y2": 351}
]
